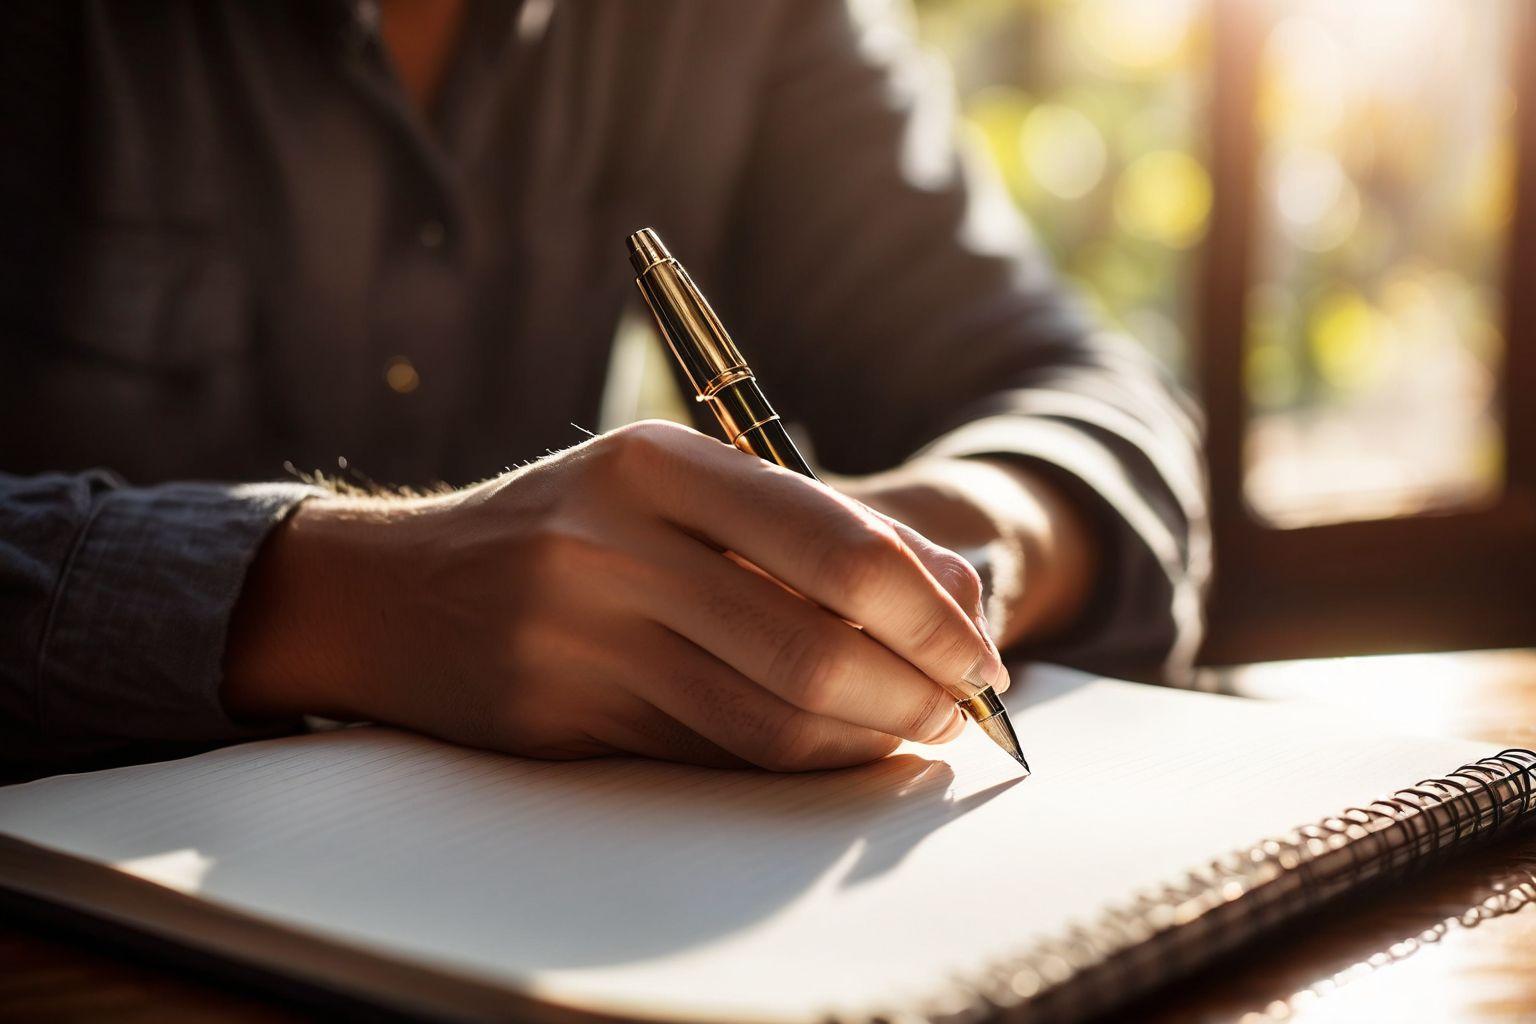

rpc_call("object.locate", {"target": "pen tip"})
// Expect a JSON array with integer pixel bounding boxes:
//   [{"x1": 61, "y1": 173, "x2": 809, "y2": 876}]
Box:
[{"x1": 975, "y1": 710, "x2": 1030, "y2": 776}]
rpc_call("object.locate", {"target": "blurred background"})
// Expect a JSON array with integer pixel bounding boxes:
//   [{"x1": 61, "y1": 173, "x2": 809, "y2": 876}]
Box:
[
  {"x1": 910, "y1": 0, "x2": 1536, "y2": 662},
  {"x1": 607, "y1": 0, "x2": 1536, "y2": 663},
  {"x1": 915, "y1": 0, "x2": 1513, "y2": 527}
]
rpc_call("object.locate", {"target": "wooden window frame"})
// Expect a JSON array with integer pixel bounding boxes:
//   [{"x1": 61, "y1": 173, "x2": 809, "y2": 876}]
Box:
[{"x1": 1196, "y1": 0, "x2": 1536, "y2": 664}]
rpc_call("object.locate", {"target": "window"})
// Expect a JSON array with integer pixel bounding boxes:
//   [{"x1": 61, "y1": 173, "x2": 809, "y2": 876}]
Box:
[
  {"x1": 915, "y1": 0, "x2": 1211, "y2": 379},
  {"x1": 1242, "y1": 0, "x2": 1516, "y2": 527},
  {"x1": 917, "y1": 0, "x2": 1536, "y2": 661}
]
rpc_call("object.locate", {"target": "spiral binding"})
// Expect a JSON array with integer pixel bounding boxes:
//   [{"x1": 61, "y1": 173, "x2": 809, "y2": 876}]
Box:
[{"x1": 886, "y1": 748, "x2": 1536, "y2": 1024}]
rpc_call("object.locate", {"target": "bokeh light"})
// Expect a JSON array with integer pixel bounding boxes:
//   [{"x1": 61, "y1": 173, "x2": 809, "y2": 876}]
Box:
[
  {"x1": 1074, "y1": 0, "x2": 1202, "y2": 75},
  {"x1": 1020, "y1": 103, "x2": 1107, "y2": 200},
  {"x1": 916, "y1": 0, "x2": 1209, "y2": 378},
  {"x1": 1242, "y1": 0, "x2": 1518, "y2": 525},
  {"x1": 1114, "y1": 149, "x2": 1211, "y2": 250},
  {"x1": 916, "y1": 0, "x2": 1519, "y2": 528}
]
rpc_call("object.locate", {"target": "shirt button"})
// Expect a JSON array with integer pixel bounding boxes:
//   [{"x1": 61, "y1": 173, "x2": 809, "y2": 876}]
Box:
[
  {"x1": 384, "y1": 356, "x2": 420, "y2": 394},
  {"x1": 354, "y1": 1, "x2": 380, "y2": 33},
  {"x1": 344, "y1": 1, "x2": 379, "y2": 55},
  {"x1": 418, "y1": 220, "x2": 446, "y2": 249}
]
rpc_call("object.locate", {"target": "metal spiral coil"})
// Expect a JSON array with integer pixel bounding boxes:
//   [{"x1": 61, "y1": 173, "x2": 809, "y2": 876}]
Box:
[{"x1": 878, "y1": 748, "x2": 1536, "y2": 1024}]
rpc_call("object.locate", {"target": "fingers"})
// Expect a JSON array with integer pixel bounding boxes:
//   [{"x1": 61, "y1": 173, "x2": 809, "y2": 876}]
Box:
[
  {"x1": 604, "y1": 701, "x2": 752, "y2": 770},
  {"x1": 626, "y1": 423, "x2": 1006, "y2": 700},
  {"x1": 631, "y1": 623, "x2": 904, "y2": 772},
  {"x1": 637, "y1": 527, "x2": 965, "y2": 743},
  {"x1": 869, "y1": 512, "x2": 1008, "y2": 694}
]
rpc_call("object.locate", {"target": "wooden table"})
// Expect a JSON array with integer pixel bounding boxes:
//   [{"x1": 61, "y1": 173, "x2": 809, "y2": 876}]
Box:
[
  {"x1": 5, "y1": 651, "x2": 1536, "y2": 1023},
  {"x1": 1131, "y1": 650, "x2": 1536, "y2": 1024}
]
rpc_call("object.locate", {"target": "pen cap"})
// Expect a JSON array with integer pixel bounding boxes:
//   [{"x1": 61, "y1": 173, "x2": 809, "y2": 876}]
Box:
[{"x1": 627, "y1": 228, "x2": 749, "y2": 397}]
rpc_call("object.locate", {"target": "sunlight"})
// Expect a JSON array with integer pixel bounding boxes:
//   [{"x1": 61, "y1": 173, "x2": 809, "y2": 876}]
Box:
[
  {"x1": 116, "y1": 848, "x2": 216, "y2": 893},
  {"x1": 1243, "y1": 0, "x2": 1517, "y2": 525},
  {"x1": 1223, "y1": 652, "x2": 1489, "y2": 740}
]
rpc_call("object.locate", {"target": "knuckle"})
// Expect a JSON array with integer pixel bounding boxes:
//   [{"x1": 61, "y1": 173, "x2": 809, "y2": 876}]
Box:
[
  {"x1": 774, "y1": 628, "x2": 852, "y2": 715},
  {"x1": 896, "y1": 685, "x2": 953, "y2": 743},
  {"x1": 622, "y1": 702, "x2": 728, "y2": 766},
  {"x1": 617, "y1": 419, "x2": 694, "y2": 456},
  {"x1": 932, "y1": 552, "x2": 984, "y2": 612},
  {"x1": 605, "y1": 419, "x2": 677, "y2": 465},
  {"x1": 603, "y1": 419, "x2": 708, "y2": 495},
  {"x1": 669, "y1": 667, "x2": 734, "y2": 724},
  {"x1": 815, "y1": 523, "x2": 904, "y2": 606},
  {"x1": 910, "y1": 607, "x2": 977, "y2": 674}
]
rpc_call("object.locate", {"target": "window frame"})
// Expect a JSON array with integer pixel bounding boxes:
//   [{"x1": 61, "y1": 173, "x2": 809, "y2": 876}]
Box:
[{"x1": 1196, "y1": 0, "x2": 1536, "y2": 663}]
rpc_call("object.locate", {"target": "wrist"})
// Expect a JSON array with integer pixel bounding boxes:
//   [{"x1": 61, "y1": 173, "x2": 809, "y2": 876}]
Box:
[{"x1": 222, "y1": 496, "x2": 405, "y2": 723}]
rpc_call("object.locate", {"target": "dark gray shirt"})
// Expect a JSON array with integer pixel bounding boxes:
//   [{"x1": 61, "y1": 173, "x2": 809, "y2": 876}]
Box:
[{"x1": 0, "y1": 0, "x2": 1209, "y2": 773}]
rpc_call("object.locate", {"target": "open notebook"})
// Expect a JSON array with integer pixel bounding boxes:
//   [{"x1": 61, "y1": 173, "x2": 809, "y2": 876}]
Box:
[{"x1": 1, "y1": 666, "x2": 1533, "y2": 1023}]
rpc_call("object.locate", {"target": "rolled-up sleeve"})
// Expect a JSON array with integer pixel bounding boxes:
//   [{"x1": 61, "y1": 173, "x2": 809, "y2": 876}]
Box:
[
  {"x1": 712, "y1": 0, "x2": 1210, "y2": 682},
  {"x1": 0, "y1": 471, "x2": 320, "y2": 767}
]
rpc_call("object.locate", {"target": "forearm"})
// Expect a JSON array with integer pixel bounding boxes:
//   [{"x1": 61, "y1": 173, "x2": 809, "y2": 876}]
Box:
[
  {"x1": 839, "y1": 457, "x2": 1098, "y2": 650},
  {"x1": 0, "y1": 470, "x2": 318, "y2": 768}
]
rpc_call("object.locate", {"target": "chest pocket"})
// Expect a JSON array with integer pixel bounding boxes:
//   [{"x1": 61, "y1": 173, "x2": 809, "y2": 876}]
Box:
[
  {"x1": 0, "y1": 221, "x2": 260, "y2": 479},
  {"x1": 49, "y1": 222, "x2": 252, "y2": 373}
]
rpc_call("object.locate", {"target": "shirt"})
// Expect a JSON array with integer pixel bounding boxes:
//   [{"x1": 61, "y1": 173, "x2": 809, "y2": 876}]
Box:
[{"x1": 0, "y1": 0, "x2": 1209, "y2": 773}]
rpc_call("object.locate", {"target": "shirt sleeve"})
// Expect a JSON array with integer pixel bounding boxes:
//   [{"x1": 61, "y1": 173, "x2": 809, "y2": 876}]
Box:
[
  {"x1": 710, "y1": 0, "x2": 1211, "y2": 682},
  {"x1": 0, "y1": 470, "x2": 321, "y2": 771}
]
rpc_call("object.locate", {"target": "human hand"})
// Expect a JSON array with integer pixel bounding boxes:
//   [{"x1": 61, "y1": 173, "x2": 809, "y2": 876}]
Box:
[
  {"x1": 224, "y1": 421, "x2": 1009, "y2": 770},
  {"x1": 836, "y1": 456, "x2": 1098, "y2": 651}
]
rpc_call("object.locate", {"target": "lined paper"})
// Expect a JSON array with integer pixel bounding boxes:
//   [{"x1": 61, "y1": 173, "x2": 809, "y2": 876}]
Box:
[{"x1": 0, "y1": 667, "x2": 1493, "y2": 1023}]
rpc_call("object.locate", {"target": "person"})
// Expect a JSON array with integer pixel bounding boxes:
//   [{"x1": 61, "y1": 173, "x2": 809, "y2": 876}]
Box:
[{"x1": 0, "y1": 0, "x2": 1208, "y2": 776}]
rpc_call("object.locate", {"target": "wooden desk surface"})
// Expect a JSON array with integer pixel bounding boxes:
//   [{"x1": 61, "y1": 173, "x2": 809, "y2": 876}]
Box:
[{"x1": 4, "y1": 651, "x2": 1536, "y2": 1023}]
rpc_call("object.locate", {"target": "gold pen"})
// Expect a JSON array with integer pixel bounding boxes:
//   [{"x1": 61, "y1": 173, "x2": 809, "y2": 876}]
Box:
[{"x1": 626, "y1": 227, "x2": 1029, "y2": 773}]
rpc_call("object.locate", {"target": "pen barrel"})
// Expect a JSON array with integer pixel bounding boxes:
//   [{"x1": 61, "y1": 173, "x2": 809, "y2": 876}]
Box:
[
  {"x1": 626, "y1": 230, "x2": 816, "y2": 480},
  {"x1": 710, "y1": 378, "x2": 818, "y2": 480},
  {"x1": 627, "y1": 226, "x2": 1026, "y2": 769},
  {"x1": 632, "y1": 258, "x2": 749, "y2": 399}
]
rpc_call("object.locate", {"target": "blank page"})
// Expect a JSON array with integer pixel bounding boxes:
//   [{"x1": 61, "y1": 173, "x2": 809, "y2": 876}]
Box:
[{"x1": 0, "y1": 667, "x2": 1492, "y2": 1023}]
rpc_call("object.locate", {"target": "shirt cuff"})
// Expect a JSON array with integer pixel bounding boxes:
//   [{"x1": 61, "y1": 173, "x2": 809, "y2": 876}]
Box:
[
  {"x1": 916, "y1": 414, "x2": 1206, "y2": 683},
  {"x1": 36, "y1": 481, "x2": 322, "y2": 745}
]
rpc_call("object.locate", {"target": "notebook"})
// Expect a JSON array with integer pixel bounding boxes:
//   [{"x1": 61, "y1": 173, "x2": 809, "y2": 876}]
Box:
[{"x1": 1, "y1": 666, "x2": 1532, "y2": 1023}]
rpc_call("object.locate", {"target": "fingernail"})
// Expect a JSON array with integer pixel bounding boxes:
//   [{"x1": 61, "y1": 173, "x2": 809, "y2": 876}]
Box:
[
  {"x1": 957, "y1": 647, "x2": 1008, "y2": 697},
  {"x1": 988, "y1": 658, "x2": 1011, "y2": 694}
]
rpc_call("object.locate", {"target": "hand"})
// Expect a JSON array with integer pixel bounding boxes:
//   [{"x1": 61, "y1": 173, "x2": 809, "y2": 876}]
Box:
[
  {"x1": 223, "y1": 421, "x2": 1010, "y2": 771},
  {"x1": 837, "y1": 457, "x2": 1098, "y2": 650}
]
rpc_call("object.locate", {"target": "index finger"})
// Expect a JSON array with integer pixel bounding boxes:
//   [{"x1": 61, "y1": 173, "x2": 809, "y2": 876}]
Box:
[{"x1": 643, "y1": 430, "x2": 1008, "y2": 701}]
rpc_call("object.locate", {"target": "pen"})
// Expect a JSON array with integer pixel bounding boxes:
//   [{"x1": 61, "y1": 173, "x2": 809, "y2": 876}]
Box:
[{"x1": 626, "y1": 227, "x2": 1029, "y2": 773}]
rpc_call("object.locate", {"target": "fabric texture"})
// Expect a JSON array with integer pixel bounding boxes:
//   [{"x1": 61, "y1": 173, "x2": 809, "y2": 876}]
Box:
[{"x1": 0, "y1": 0, "x2": 1208, "y2": 770}]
